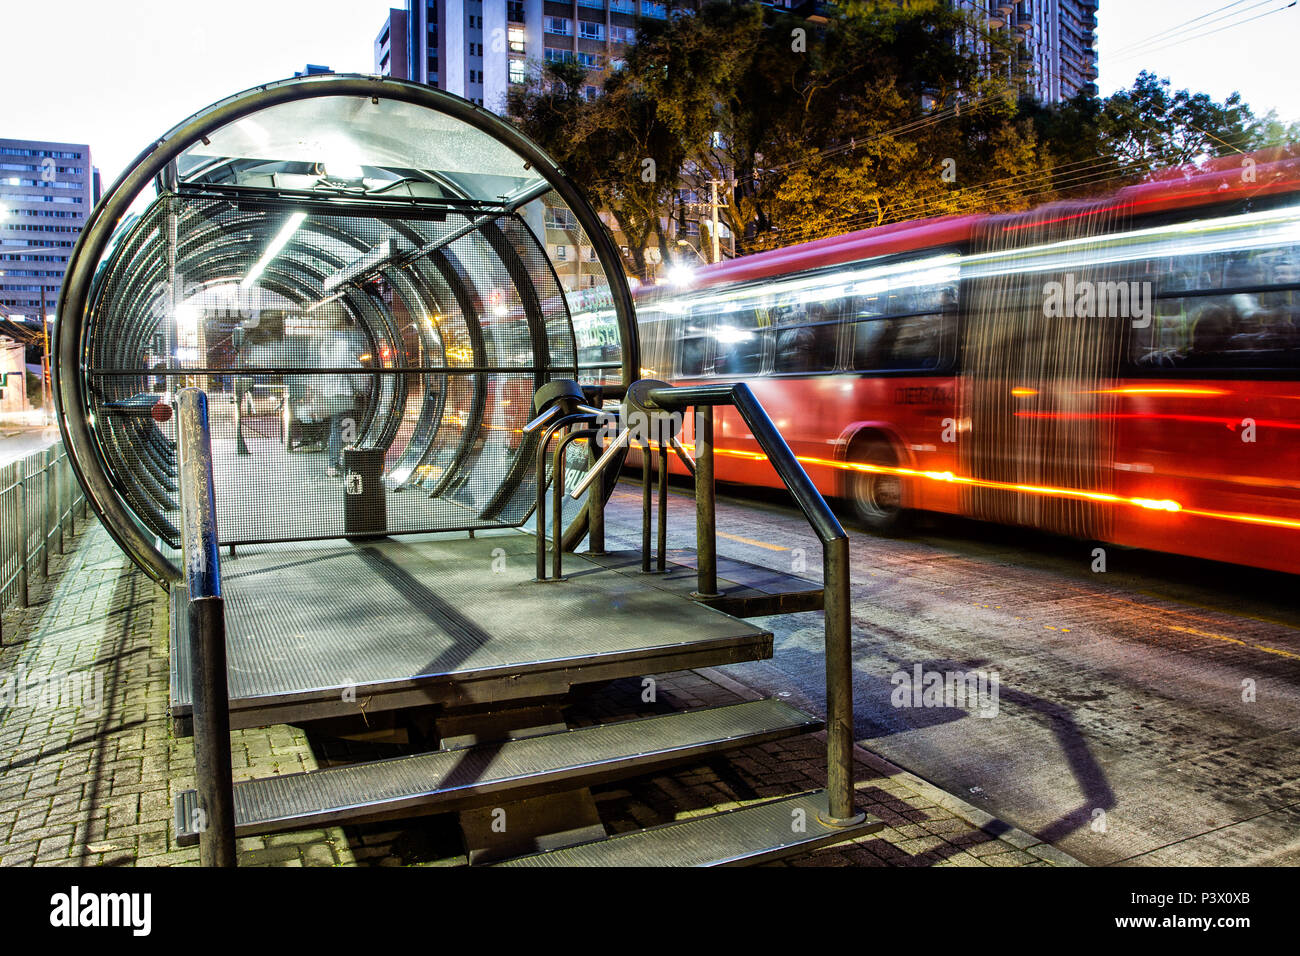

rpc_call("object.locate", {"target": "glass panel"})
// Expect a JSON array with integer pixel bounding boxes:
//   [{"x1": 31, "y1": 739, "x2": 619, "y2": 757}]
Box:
[{"x1": 176, "y1": 95, "x2": 545, "y2": 204}]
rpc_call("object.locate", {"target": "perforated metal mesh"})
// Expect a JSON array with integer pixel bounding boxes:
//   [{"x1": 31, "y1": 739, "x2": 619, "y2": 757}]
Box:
[{"x1": 84, "y1": 193, "x2": 579, "y2": 548}]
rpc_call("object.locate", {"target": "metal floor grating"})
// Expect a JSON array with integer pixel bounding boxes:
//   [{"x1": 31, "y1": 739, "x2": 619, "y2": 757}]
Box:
[
  {"x1": 174, "y1": 699, "x2": 820, "y2": 842},
  {"x1": 497, "y1": 790, "x2": 884, "y2": 867},
  {"x1": 170, "y1": 530, "x2": 774, "y2": 729}
]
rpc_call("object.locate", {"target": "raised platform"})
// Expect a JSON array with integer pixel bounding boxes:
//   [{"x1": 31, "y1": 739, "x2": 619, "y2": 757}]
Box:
[
  {"x1": 169, "y1": 530, "x2": 774, "y2": 733},
  {"x1": 582, "y1": 548, "x2": 824, "y2": 618}
]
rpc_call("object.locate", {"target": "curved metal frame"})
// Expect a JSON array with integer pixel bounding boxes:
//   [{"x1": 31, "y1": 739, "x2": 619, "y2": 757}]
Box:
[{"x1": 54, "y1": 74, "x2": 639, "y2": 587}]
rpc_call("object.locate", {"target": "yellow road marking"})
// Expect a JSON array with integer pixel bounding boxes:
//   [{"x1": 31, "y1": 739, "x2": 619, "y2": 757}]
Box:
[
  {"x1": 1166, "y1": 624, "x2": 1300, "y2": 661},
  {"x1": 716, "y1": 531, "x2": 790, "y2": 552}
]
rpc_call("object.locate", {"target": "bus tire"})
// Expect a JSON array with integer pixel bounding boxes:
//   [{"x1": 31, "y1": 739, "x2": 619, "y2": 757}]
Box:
[{"x1": 848, "y1": 438, "x2": 911, "y2": 535}]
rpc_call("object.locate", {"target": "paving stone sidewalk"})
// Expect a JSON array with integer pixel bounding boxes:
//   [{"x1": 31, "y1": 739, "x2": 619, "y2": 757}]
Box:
[{"x1": 1, "y1": 522, "x2": 1080, "y2": 867}]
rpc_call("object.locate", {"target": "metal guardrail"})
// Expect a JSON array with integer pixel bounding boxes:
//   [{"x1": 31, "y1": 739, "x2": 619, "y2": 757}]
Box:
[
  {"x1": 174, "y1": 388, "x2": 236, "y2": 867},
  {"x1": 567, "y1": 380, "x2": 863, "y2": 828},
  {"x1": 0, "y1": 440, "x2": 89, "y2": 645}
]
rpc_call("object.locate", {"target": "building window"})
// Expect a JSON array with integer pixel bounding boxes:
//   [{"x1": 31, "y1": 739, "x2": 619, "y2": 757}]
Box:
[
  {"x1": 508, "y1": 26, "x2": 525, "y2": 53},
  {"x1": 610, "y1": 25, "x2": 636, "y2": 44},
  {"x1": 544, "y1": 47, "x2": 575, "y2": 63},
  {"x1": 576, "y1": 51, "x2": 602, "y2": 69},
  {"x1": 583, "y1": 85, "x2": 600, "y2": 100},
  {"x1": 578, "y1": 0, "x2": 605, "y2": 9},
  {"x1": 610, "y1": 0, "x2": 635, "y2": 12},
  {"x1": 610, "y1": 58, "x2": 626, "y2": 71},
  {"x1": 546, "y1": 207, "x2": 577, "y2": 229},
  {"x1": 509, "y1": 58, "x2": 526, "y2": 84},
  {"x1": 555, "y1": 244, "x2": 568, "y2": 261},
  {"x1": 508, "y1": 2, "x2": 525, "y2": 22},
  {"x1": 641, "y1": 1, "x2": 667, "y2": 19},
  {"x1": 578, "y1": 20, "x2": 605, "y2": 40},
  {"x1": 545, "y1": 16, "x2": 572, "y2": 36}
]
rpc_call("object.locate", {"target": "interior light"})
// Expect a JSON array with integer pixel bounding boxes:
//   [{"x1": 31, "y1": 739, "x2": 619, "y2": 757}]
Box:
[{"x1": 241, "y1": 212, "x2": 307, "y2": 289}]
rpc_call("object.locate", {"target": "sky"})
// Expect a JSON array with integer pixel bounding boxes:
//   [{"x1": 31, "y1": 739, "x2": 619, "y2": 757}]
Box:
[
  {"x1": 1095, "y1": 0, "x2": 1300, "y2": 122},
  {"x1": 2, "y1": 0, "x2": 399, "y2": 188},
  {"x1": 1, "y1": 0, "x2": 1298, "y2": 189}
]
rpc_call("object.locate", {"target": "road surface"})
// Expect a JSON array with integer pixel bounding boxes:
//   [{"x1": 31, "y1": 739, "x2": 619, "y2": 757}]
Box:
[{"x1": 601, "y1": 477, "x2": 1300, "y2": 866}]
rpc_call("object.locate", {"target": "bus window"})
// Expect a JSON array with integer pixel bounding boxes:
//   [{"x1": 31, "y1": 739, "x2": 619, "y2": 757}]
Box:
[
  {"x1": 1134, "y1": 246, "x2": 1300, "y2": 370},
  {"x1": 677, "y1": 307, "x2": 714, "y2": 378},
  {"x1": 1133, "y1": 296, "x2": 1299, "y2": 369},
  {"x1": 637, "y1": 310, "x2": 675, "y2": 379},
  {"x1": 772, "y1": 302, "x2": 840, "y2": 373},
  {"x1": 852, "y1": 310, "x2": 953, "y2": 372},
  {"x1": 712, "y1": 306, "x2": 765, "y2": 376}
]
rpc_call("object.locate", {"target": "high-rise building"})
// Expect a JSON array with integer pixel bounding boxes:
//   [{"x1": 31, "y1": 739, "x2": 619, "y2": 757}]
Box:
[
  {"x1": 375, "y1": 1, "x2": 676, "y2": 111},
  {"x1": 375, "y1": 1, "x2": 684, "y2": 287},
  {"x1": 0, "y1": 138, "x2": 99, "y2": 323},
  {"x1": 953, "y1": 0, "x2": 1099, "y2": 103}
]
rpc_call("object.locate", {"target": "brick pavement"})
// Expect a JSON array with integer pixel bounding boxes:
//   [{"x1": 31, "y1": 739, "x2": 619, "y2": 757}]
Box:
[{"x1": 1, "y1": 522, "x2": 1079, "y2": 867}]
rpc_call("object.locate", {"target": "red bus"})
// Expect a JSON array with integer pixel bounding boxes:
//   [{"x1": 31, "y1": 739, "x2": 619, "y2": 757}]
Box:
[{"x1": 628, "y1": 149, "x2": 1300, "y2": 576}]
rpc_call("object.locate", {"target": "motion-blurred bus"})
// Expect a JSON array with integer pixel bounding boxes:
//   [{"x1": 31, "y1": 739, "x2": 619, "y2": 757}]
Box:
[{"x1": 620, "y1": 148, "x2": 1300, "y2": 576}]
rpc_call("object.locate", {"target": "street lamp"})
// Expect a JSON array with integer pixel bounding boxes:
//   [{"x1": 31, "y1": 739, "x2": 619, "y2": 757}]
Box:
[{"x1": 676, "y1": 238, "x2": 708, "y2": 264}]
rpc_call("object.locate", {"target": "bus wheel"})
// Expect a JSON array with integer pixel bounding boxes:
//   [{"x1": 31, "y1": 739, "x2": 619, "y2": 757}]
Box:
[{"x1": 849, "y1": 439, "x2": 910, "y2": 535}]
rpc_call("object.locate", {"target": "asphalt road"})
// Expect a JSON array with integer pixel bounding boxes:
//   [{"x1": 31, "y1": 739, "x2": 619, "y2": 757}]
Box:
[{"x1": 601, "y1": 477, "x2": 1300, "y2": 866}]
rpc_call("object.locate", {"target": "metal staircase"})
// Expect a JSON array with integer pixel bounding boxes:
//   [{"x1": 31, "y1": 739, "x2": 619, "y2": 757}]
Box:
[{"x1": 171, "y1": 381, "x2": 879, "y2": 867}]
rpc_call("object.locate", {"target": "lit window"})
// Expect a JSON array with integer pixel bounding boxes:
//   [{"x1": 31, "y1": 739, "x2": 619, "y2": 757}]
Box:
[
  {"x1": 509, "y1": 59, "x2": 526, "y2": 84},
  {"x1": 508, "y1": 27, "x2": 525, "y2": 53}
]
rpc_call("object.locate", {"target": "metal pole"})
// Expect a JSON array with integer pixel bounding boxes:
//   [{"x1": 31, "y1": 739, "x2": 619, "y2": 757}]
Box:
[
  {"x1": 17, "y1": 476, "x2": 29, "y2": 608},
  {"x1": 694, "y1": 406, "x2": 718, "y2": 597},
  {"x1": 53, "y1": 448, "x2": 63, "y2": 555},
  {"x1": 552, "y1": 437, "x2": 566, "y2": 582},
  {"x1": 190, "y1": 594, "x2": 235, "y2": 867},
  {"x1": 176, "y1": 388, "x2": 236, "y2": 867},
  {"x1": 586, "y1": 439, "x2": 605, "y2": 555},
  {"x1": 42, "y1": 451, "x2": 51, "y2": 578},
  {"x1": 657, "y1": 440, "x2": 668, "y2": 573},
  {"x1": 535, "y1": 428, "x2": 549, "y2": 582},
  {"x1": 641, "y1": 440, "x2": 652, "y2": 572},
  {"x1": 66, "y1": 454, "x2": 76, "y2": 535},
  {"x1": 823, "y1": 537, "x2": 859, "y2": 825}
]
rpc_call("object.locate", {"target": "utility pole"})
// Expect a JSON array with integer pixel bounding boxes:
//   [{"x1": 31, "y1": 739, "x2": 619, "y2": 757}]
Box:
[
  {"x1": 41, "y1": 313, "x2": 53, "y2": 423},
  {"x1": 709, "y1": 179, "x2": 722, "y2": 264}
]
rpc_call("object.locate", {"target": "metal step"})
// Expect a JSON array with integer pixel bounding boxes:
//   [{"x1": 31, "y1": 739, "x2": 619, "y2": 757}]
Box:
[
  {"x1": 496, "y1": 791, "x2": 884, "y2": 867},
  {"x1": 174, "y1": 699, "x2": 821, "y2": 846}
]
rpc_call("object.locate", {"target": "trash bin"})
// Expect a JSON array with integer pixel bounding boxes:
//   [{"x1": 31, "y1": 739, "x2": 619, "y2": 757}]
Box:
[{"x1": 342, "y1": 446, "x2": 387, "y2": 536}]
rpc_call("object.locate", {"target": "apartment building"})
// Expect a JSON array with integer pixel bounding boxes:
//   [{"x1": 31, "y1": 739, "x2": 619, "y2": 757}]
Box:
[{"x1": 0, "y1": 138, "x2": 99, "y2": 322}]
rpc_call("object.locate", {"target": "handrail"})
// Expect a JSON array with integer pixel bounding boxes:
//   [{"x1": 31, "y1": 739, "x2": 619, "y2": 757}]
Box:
[
  {"x1": 174, "y1": 388, "x2": 236, "y2": 866},
  {"x1": 616, "y1": 381, "x2": 862, "y2": 827}
]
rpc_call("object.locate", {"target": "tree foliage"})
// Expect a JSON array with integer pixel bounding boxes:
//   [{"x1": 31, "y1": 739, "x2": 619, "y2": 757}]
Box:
[{"x1": 507, "y1": 1, "x2": 1300, "y2": 276}]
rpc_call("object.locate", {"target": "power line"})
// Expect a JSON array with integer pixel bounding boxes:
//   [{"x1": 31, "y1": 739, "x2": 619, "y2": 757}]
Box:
[{"x1": 1108, "y1": 0, "x2": 1260, "y2": 56}]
